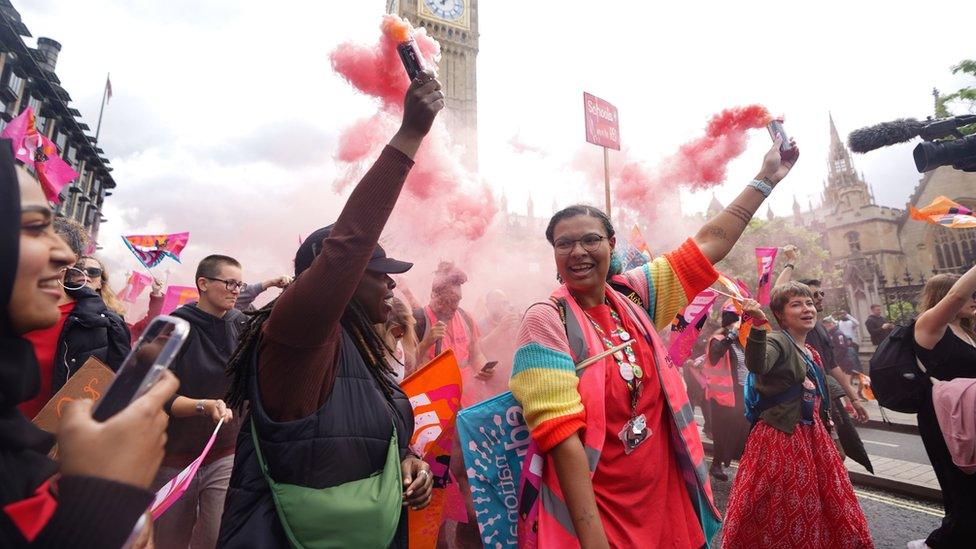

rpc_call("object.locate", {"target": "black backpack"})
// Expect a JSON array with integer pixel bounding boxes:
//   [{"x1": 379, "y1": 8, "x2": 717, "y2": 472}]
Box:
[{"x1": 868, "y1": 321, "x2": 929, "y2": 413}]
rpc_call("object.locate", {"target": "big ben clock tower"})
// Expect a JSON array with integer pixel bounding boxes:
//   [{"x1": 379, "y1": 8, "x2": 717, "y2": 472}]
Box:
[{"x1": 392, "y1": 0, "x2": 479, "y2": 168}]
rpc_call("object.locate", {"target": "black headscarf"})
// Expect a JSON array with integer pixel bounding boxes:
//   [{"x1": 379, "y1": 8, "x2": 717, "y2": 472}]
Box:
[{"x1": 0, "y1": 139, "x2": 57, "y2": 506}]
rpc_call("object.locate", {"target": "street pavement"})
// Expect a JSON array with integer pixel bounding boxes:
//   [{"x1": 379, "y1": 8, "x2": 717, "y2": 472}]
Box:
[{"x1": 708, "y1": 463, "x2": 945, "y2": 549}]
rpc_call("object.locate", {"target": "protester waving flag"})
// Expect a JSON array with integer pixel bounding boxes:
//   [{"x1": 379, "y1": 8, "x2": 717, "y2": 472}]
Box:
[
  {"x1": 667, "y1": 289, "x2": 718, "y2": 366},
  {"x1": 1, "y1": 107, "x2": 78, "y2": 202},
  {"x1": 400, "y1": 350, "x2": 463, "y2": 548},
  {"x1": 909, "y1": 195, "x2": 976, "y2": 228},
  {"x1": 122, "y1": 232, "x2": 190, "y2": 269},
  {"x1": 715, "y1": 273, "x2": 767, "y2": 345},
  {"x1": 117, "y1": 271, "x2": 153, "y2": 303}
]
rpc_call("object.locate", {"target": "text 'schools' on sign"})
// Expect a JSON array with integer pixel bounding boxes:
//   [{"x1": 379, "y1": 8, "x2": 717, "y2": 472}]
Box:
[{"x1": 583, "y1": 92, "x2": 620, "y2": 151}]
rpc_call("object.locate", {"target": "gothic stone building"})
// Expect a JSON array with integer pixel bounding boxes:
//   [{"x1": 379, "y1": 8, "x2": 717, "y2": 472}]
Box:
[{"x1": 769, "y1": 115, "x2": 976, "y2": 337}]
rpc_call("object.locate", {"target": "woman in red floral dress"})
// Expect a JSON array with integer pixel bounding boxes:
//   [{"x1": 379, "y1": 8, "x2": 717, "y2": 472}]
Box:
[{"x1": 723, "y1": 283, "x2": 873, "y2": 549}]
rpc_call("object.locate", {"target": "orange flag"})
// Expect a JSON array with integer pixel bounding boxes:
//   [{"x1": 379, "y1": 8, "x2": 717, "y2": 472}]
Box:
[
  {"x1": 401, "y1": 350, "x2": 463, "y2": 549},
  {"x1": 909, "y1": 196, "x2": 976, "y2": 229}
]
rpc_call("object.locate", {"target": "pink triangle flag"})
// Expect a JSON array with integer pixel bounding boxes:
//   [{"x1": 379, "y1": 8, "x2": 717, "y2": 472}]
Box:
[{"x1": 1, "y1": 107, "x2": 78, "y2": 202}]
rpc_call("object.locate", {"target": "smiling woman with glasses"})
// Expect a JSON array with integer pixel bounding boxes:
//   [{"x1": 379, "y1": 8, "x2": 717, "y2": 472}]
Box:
[{"x1": 509, "y1": 136, "x2": 799, "y2": 548}]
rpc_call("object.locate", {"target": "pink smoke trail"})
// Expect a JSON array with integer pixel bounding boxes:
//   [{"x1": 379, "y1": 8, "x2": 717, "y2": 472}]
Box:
[
  {"x1": 597, "y1": 105, "x2": 772, "y2": 223},
  {"x1": 329, "y1": 15, "x2": 497, "y2": 242}
]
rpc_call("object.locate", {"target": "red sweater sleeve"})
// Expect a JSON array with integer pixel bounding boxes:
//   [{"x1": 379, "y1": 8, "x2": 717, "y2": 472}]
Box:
[{"x1": 258, "y1": 145, "x2": 414, "y2": 421}]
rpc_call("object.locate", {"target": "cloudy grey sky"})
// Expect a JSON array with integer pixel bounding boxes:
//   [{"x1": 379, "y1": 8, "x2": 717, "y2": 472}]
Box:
[{"x1": 16, "y1": 0, "x2": 975, "y2": 293}]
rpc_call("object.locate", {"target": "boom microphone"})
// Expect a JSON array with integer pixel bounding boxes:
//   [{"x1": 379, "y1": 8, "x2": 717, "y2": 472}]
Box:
[{"x1": 847, "y1": 119, "x2": 926, "y2": 153}]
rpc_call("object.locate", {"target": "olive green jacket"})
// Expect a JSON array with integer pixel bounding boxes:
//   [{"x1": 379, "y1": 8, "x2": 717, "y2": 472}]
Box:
[{"x1": 745, "y1": 327, "x2": 833, "y2": 434}]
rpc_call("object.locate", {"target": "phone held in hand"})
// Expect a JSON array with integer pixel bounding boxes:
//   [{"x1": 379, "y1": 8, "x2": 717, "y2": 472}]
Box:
[
  {"x1": 767, "y1": 117, "x2": 794, "y2": 152},
  {"x1": 481, "y1": 361, "x2": 498, "y2": 373},
  {"x1": 91, "y1": 316, "x2": 190, "y2": 422}
]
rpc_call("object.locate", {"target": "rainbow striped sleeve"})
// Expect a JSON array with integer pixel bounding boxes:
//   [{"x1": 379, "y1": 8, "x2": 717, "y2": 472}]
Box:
[
  {"x1": 509, "y1": 304, "x2": 586, "y2": 452},
  {"x1": 620, "y1": 238, "x2": 719, "y2": 331}
]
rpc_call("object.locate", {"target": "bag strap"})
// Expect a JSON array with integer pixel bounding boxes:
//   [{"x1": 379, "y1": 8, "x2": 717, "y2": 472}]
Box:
[
  {"x1": 780, "y1": 331, "x2": 830, "y2": 419},
  {"x1": 250, "y1": 418, "x2": 275, "y2": 483},
  {"x1": 755, "y1": 381, "x2": 804, "y2": 413}
]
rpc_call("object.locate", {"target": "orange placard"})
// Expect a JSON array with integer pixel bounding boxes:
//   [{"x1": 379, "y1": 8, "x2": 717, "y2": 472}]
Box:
[
  {"x1": 32, "y1": 356, "x2": 114, "y2": 434},
  {"x1": 401, "y1": 350, "x2": 463, "y2": 549}
]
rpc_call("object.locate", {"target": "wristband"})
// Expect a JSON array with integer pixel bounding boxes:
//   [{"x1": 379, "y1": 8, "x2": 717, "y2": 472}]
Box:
[
  {"x1": 747, "y1": 179, "x2": 773, "y2": 198},
  {"x1": 196, "y1": 400, "x2": 207, "y2": 415}
]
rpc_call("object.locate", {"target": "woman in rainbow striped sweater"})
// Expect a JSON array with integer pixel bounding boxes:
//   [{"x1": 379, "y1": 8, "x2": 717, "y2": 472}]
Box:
[{"x1": 509, "y1": 136, "x2": 798, "y2": 548}]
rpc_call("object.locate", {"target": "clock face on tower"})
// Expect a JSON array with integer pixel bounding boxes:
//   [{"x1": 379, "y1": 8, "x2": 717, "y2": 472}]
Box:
[{"x1": 422, "y1": 0, "x2": 465, "y2": 24}]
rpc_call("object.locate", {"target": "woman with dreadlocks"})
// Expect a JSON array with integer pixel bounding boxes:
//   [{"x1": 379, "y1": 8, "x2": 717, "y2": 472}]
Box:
[{"x1": 217, "y1": 72, "x2": 441, "y2": 548}]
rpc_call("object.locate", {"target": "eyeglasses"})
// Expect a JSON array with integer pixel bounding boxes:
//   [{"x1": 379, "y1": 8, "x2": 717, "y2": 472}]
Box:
[
  {"x1": 203, "y1": 277, "x2": 246, "y2": 292},
  {"x1": 553, "y1": 234, "x2": 606, "y2": 256},
  {"x1": 59, "y1": 267, "x2": 89, "y2": 291},
  {"x1": 78, "y1": 266, "x2": 103, "y2": 279},
  {"x1": 812, "y1": 291, "x2": 825, "y2": 298}
]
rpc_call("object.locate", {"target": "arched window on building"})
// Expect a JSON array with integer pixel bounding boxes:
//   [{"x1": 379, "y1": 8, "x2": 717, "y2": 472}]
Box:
[
  {"x1": 932, "y1": 200, "x2": 976, "y2": 273},
  {"x1": 846, "y1": 231, "x2": 861, "y2": 252}
]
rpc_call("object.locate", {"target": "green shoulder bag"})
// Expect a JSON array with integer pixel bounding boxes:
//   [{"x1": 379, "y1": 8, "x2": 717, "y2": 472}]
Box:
[{"x1": 250, "y1": 420, "x2": 403, "y2": 548}]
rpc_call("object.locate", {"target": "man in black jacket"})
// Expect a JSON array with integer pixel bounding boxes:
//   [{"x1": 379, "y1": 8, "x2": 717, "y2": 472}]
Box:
[
  {"x1": 152, "y1": 254, "x2": 243, "y2": 549},
  {"x1": 864, "y1": 303, "x2": 894, "y2": 346}
]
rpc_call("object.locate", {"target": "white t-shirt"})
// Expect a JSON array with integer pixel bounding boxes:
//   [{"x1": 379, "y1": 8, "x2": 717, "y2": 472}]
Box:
[{"x1": 837, "y1": 318, "x2": 859, "y2": 342}]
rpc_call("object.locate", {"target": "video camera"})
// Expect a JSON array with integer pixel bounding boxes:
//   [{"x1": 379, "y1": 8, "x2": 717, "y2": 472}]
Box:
[{"x1": 848, "y1": 114, "x2": 976, "y2": 173}]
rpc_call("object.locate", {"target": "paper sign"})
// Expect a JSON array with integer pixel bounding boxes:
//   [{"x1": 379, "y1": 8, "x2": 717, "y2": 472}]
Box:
[
  {"x1": 755, "y1": 247, "x2": 779, "y2": 306},
  {"x1": 583, "y1": 92, "x2": 621, "y2": 150},
  {"x1": 150, "y1": 419, "x2": 224, "y2": 519},
  {"x1": 456, "y1": 391, "x2": 533, "y2": 548},
  {"x1": 160, "y1": 285, "x2": 198, "y2": 315},
  {"x1": 401, "y1": 351, "x2": 463, "y2": 549},
  {"x1": 667, "y1": 289, "x2": 718, "y2": 367},
  {"x1": 32, "y1": 357, "x2": 114, "y2": 434}
]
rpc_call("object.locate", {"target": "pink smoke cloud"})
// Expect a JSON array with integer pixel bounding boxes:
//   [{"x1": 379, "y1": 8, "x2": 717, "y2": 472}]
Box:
[
  {"x1": 329, "y1": 14, "x2": 497, "y2": 242},
  {"x1": 573, "y1": 104, "x2": 772, "y2": 224}
]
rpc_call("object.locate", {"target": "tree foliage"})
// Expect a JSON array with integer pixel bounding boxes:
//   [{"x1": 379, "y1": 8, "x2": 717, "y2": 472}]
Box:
[
  {"x1": 937, "y1": 59, "x2": 976, "y2": 135},
  {"x1": 713, "y1": 217, "x2": 838, "y2": 296}
]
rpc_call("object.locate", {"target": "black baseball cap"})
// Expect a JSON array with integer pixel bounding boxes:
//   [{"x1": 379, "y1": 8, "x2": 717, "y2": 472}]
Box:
[{"x1": 294, "y1": 224, "x2": 413, "y2": 276}]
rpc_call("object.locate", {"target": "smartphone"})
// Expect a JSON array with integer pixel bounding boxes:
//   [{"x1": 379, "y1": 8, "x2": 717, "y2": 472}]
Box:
[
  {"x1": 92, "y1": 316, "x2": 190, "y2": 422},
  {"x1": 481, "y1": 361, "x2": 498, "y2": 373},
  {"x1": 767, "y1": 117, "x2": 793, "y2": 152}
]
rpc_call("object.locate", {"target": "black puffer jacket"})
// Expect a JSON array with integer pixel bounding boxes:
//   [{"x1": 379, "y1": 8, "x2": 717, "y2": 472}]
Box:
[{"x1": 51, "y1": 287, "x2": 131, "y2": 393}]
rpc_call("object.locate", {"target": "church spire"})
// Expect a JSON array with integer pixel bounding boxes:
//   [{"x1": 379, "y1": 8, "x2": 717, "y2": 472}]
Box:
[
  {"x1": 825, "y1": 113, "x2": 873, "y2": 212},
  {"x1": 829, "y1": 111, "x2": 843, "y2": 149}
]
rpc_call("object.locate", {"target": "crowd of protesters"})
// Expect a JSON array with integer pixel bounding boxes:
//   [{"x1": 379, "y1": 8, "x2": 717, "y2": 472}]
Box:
[{"x1": 3, "y1": 68, "x2": 975, "y2": 549}]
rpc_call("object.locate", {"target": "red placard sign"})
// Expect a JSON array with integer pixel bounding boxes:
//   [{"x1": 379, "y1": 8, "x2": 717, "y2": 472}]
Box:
[{"x1": 583, "y1": 92, "x2": 620, "y2": 150}]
